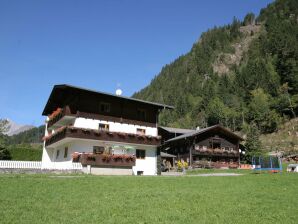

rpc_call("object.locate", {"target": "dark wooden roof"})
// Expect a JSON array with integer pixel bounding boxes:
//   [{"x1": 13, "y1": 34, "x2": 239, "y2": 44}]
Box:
[
  {"x1": 42, "y1": 84, "x2": 174, "y2": 115},
  {"x1": 158, "y1": 126, "x2": 194, "y2": 134},
  {"x1": 165, "y1": 124, "x2": 244, "y2": 143}
]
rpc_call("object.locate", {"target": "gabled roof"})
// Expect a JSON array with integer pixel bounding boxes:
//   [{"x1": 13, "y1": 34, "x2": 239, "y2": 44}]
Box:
[
  {"x1": 159, "y1": 126, "x2": 194, "y2": 134},
  {"x1": 165, "y1": 124, "x2": 244, "y2": 143},
  {"x1": 42, "y1": 84, "x2": 174, "y2": 115}
]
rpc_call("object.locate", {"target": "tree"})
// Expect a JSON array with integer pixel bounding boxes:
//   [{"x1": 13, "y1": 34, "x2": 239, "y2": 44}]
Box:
[
  {"x1": 244, "y1": 123, "x2": 262, "y2": 163},
  {"x1": 0, "y1": 119, "x2": 9, "y2": 134},
  {"x1": 243, "y1": 13, "x2": 255, "y2": 26},
  {"x1": 248, "y1": 88, "x2": 281, "y2": 132},
  {"x1": 0, "y1": 145, "x2": 11, "y2": 160},
  {"x1": 205, "y1": 97, "x2": 227, "y2": 125},
  {"x1": 0, "y1": 119, "x2": 11, "y2": 160}
]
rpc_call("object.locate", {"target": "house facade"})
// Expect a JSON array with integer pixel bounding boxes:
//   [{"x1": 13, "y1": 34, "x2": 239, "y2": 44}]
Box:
[
  {"x1": 41, "y1": 84, "x2": 172, "y2": 175},
  {"x1": 159, "y1": 125, "x2": 244, "y2": 169}
]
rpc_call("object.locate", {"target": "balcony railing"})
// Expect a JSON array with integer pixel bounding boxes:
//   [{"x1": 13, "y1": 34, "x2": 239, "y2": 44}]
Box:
[
  {"x1": 192, "y1": 160, "x2": 239, "y2": 169},
  {"x1": 193, "y1": 148, "x2": 239, "y2": 157},
  {"x1": 73, "y1": 153, "x2": 136, "y2": 167},
  {"x1": 47, "y1": 105, "x2": 157, "y2": 129},
  {"x1": 44, "y1": 126, "x2": 161, "y2": 147},
  {"x1": 47, "y1": 106, "x2": 75, "y2": 129}
]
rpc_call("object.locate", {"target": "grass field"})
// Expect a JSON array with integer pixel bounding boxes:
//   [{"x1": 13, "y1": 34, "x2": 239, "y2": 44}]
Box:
[
  {"x1": 0, "y1": 172, "x2": 297, "y2": 224},
  {"x1": 0, "y1": 173, "x2": 298, "y2": 223}
]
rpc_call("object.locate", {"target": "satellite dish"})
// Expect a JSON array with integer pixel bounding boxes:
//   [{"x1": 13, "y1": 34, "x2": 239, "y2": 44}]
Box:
[{"x1": 116, "y1": 89, "x2": 122, "y2": 96}]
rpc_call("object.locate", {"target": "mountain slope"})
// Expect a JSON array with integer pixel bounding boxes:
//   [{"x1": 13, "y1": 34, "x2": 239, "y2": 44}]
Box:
[
  {"x1": 260, "y1": 118, "x2": 298, "y2": 153},
  {"x1": 133, "y1": 0, "x2": 298, "y2": 135},
  {"x1": 5, "y1": 119, "x2": 34, "y2": 136},
  {"x1": 7, "y1": 125, "x2": 45, "y2": 144}
]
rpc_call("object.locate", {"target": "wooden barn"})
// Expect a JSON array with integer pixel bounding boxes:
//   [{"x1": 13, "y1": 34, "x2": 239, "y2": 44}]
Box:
[{"x1": 159, "y1": 125, "x2": 244, "y2": 169}]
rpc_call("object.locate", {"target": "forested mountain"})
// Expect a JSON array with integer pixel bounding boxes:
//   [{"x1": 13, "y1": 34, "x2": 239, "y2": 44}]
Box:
[
  {"x1": 133, "y1": 0, "x2": 298, "y2": 136},
  {"x1": 7, "y1": 125, "x2": 45, "y2": 144}
]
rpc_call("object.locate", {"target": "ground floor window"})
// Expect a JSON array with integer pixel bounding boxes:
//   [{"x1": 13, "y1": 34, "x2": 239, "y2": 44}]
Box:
[
  {"x1": 64, "y1": 147, "x2": 68, "y2": 158},
  {"x1": 136, "y1": 149, "x2": 145, "y2": 159},
  {"x1": 93, "y1": 146, "x2": 105, "y2": 154},
  {"x1": 56, "y1": 150, "x2": 60, "y2": 159}
]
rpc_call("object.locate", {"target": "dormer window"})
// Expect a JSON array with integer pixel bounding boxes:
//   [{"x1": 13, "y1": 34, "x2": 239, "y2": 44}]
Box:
[
  {"x1": 99, "y1": 123, "x2": 109, "y2": 131},
  {"x1": 137, "y1": 109, "x2": 146, "y2": 121},
  {"x1": 100, "y1": 102, "x2": 110, "y2": 113}
]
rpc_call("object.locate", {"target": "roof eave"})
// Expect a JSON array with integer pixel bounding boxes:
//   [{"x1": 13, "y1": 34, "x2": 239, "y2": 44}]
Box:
[{"x1": 42, "y1": 84, "x2": 174, "y2": 115}]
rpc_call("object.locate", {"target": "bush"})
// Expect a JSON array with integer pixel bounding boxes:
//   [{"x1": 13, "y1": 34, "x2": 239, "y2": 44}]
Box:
[{"x1": 0, "y1": 145, "x2": 12, "y2": 160}]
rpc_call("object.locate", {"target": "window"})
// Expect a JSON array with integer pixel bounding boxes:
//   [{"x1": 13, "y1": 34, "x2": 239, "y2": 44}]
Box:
[
  {"x1": 137, "y1": 109, "x2": 146, "y2": 120},
  {"x1": 213, "y1": 141, "x2": 221, "y2": 149},
  {"x1": 56, "y1": 150, "x2": 60, "y2": 159},
  {"x1": 100, "y1": 102, "x2": 110, "y2": 113},
  {"x1": 93, "y1": 146, "x2": 105, "y2": 154},
  {"x1": 136, "y1": 128, "x2": 146, "y2": 135},
  {"x1": 136, "y1": 149, "x2": 146, "y2": 159},
  {"x1": 99, "y1": 123, "x2": 109, "y2": 131},
  {"x1": 64, "y1": 147, "x2": 68, "y2": 158},
  {"x1": 209, "y1": 138, "x2": 221, "y2": 149}
]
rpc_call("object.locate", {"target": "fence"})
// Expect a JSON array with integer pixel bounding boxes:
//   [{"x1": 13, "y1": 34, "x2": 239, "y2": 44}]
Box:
[{"x1": 0, "y1": 160, "x2": 82, "y2": 170}]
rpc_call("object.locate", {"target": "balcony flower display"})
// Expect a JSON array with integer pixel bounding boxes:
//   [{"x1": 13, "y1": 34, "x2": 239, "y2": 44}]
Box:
[
  {"x1": 214, "y1": 148, "x2": 223, "y2": 154},
  {"x1": 102, "y1": 154, "x2": 112, "y2": 162},
  {"x1": 72, "y1": 152, "x2": 80, "y2": 162},
  {"x1": 86, "y1": 154, "x2": 96, "y2": 161},
  {"x1": 206, "y1": 149, "x2": 213, "y2": 154},
  {"x1": 48, "y1": 108, "x2": 63, "y2": 121}
]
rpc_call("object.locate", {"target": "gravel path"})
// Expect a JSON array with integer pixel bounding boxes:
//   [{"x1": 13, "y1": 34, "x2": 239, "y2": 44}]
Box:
[{"x1": 189, "y1": 173, "x2": 243, "y2": 177}]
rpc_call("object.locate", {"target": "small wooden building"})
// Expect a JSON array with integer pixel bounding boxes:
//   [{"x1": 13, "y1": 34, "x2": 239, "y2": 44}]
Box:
[{"x1": 159, "y1": 125, "x2": 244, "y2": 169}]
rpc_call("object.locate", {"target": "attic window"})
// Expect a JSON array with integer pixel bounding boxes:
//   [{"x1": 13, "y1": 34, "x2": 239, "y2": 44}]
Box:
[{"x1": 100, "y1": 102, "x2": 110, "y2": 113}]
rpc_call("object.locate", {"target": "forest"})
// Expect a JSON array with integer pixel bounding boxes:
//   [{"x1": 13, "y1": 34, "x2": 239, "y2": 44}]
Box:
[{"x1": 133, "y1": 0, "x2": 298, "y2": 139}]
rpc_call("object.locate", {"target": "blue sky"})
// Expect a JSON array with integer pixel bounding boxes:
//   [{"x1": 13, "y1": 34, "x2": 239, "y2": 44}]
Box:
[{"x1": 0, "y1": 0, "x2": 272, "y2": 126}]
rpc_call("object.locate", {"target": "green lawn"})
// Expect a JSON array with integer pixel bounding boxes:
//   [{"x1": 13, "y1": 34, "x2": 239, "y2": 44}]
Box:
[{"x1": 0, "y1": 173, "x2": 297, "y2": 224}]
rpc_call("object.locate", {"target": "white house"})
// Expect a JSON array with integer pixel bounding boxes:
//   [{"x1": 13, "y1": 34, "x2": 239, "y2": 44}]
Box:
[{"x1": 41, "y1": 84, "x2": 173, "y2": 175}]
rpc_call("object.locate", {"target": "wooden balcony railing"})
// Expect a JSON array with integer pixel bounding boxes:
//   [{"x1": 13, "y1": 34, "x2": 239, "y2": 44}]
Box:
[
  {"x1": 193, "y1": 148, "x2": 239, "y2": 157},
  {"x1": 73, "y1": 153, "x2": 136, "y2": 167},
  {"x1": 44, "y1": 126, "x2": 161, "y2": 147},
  {"x1": 47, "y1": 106, "x2": 75, "y2": 128},
  {"x1": 47, "y1": 105, "x2": 157, "y2": 129}
]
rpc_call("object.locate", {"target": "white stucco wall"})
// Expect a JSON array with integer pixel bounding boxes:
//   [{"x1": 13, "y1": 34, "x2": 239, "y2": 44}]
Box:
[
  {"x1": 42, "y1": 138, "x2": 157, "y2": 175},
  {"x1": 73, "y1": 117, "x2": 158, "y2": 136}
]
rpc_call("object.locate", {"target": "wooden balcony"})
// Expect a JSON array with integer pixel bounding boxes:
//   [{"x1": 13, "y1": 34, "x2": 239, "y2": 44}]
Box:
[
  {"x1": 44, "y1": 126, "x2": 161, "y2": 147},
  {"x1": 47, "y1": 105, "x2": 157, "y2": 129},
  {"x1": 47, "y1": 106, "x2": 76, "y2": 129},
  {"x1": 74, "y1": 153, "x2": 136, "y2": 167},
  {"x1": 192, "y1": 148, "x2": 239, "y2": 158}
]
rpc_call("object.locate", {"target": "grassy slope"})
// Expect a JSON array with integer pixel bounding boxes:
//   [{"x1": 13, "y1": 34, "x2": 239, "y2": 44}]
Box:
[
  {"x1": 0, "y1": 174, "x2": 297, "y2": 224},
  {"x1": 7, "y1": 144, "x2": 43, "y2": 161},
  {"x1": 260, "y1": 118, "x2": 298, "y2": 153}
]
